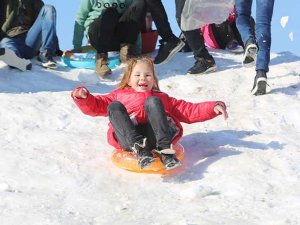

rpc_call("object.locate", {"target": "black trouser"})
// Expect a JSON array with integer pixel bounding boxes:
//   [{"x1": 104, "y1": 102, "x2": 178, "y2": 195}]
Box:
[
  {"x1": 175, "y1": 0, "x2": 211, "y2": 59},
  {"x1": 212, "y1": 20, "x2": 240, "y2": 49},
  {"x1": 145, "y1": 0, "x2": 174, "y2": 41},
  {"x1": 107, "y1": 97, "x2": 174, "y2": 151},
  {"x1": 211, "y1": 16, "x2": 255, "y2": 49},
  {"x1": 88, "y1": 0, "x2": 146, "y2": 53}
]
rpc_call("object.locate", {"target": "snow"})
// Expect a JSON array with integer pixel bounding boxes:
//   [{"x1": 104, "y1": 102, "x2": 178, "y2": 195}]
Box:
[
  {"x1": 280, "y1": 16, "x2": 289, "y2": 28},
  {"x1": 1, "y1": 50, "x2": 300, "y2": 225},
  {"x1": 289, "y1": 32, "x2": 294, "y2": 42}
]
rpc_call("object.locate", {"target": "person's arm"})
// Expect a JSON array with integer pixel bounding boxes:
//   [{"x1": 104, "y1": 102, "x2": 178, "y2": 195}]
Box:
[
  {"x1": 71, "y1": 86, "x2": 115, "y2": 117},
  {"x1": 169, "y1": 96, "x2": 227, "y2": 123},
  {"x1": 213, "y1": 102, "x2": 228, "y2": 120},
  {"x1": 73, "y1": 0, "x2": 93, "y2": 51}
]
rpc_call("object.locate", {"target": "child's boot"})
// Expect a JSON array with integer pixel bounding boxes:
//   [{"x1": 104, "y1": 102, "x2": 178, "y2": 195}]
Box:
[
  {"x1": 131, "y1": 138, "x2": 155, "y2": 169},
  {"x1": 154, "y1": 148, "x2": 181, "y2": 170}
]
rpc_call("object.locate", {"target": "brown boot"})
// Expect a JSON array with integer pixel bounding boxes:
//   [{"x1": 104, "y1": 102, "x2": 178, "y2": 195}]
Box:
[
  {"x1": 95, "y1": 53, "x2": 112, "y2": 78},
  {"x1": 119, "y1": 43, "x2": 136, "y2": 63}
]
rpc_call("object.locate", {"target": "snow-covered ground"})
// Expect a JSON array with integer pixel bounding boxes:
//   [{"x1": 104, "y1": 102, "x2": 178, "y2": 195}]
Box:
[{"x1": 1, "y1": 50, "x2": 300, "y2": 225}]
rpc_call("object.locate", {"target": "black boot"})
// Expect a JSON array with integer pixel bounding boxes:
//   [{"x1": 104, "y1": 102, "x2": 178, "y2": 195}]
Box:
[
  {"x1": 132, "y1": 138, "x2": 155, "y2": 169},
  {"x1": 154, "y1": 36, "x2": 185, "y2": 65},
  {"x1": 38, "y1": 51, "x2": 57, "y2": 69},
  {"x1": 153, "y1": 148, "x2": 181, "y2": 170},
  {"x1": 251, "y1": 70, "x2": 268, "y2": 96},
  {"x1": 242, "y1": 37, "x2": 258, "y2": 67},
  {"x1": 187, "y1": 57, "x2": 217, "y2": 75}
]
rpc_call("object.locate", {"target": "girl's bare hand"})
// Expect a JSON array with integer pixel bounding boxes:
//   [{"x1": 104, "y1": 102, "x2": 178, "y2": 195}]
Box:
[
  {"x1": 73, "y1": 88, "x2": 88, "y2": 99},
  {"x1": 214, "y1": 104, "x2": 228, "y2": 120}
]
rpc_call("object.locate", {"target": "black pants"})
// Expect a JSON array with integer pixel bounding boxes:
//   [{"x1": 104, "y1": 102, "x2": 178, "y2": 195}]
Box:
[
  {"x1": 175, "y1": 0, "x2": 211, "y2": 59},
  {"x1": 107, "y1": 97, "x2": 174, "y2": 151},
  {"x1": 88, "y1": 0, "x2": 146, "y2": 53},
  {"x1": 144, "y1": 0, "x2": 174, "y2": 41},
  {"x1": 211, "y1": 17, "x2": 255, "y2": 49}
]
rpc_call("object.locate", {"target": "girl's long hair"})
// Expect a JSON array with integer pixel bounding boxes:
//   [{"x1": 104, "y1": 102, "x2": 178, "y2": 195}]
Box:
[{"x1": 118, "y1": 57, "x2": 160, "y2": 90}]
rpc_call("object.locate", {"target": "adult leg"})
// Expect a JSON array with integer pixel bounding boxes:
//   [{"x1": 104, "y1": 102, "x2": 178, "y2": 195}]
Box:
[
  {"x1": 251, "y1": 0, "x2": 274, "y2": 96},
  {"x1": 145, "y1": 0, "x2": 174, "y2": 41},
  {"x1": 25, "y1": 5, "x2": 57, "y2": 59},
  {"x1": 119, "y1": 0, "x2": 146, "y2": 31},
  {"x1": 0, "y1": 36, "x2": 32, "y2": 71},
  {"x1": 0, "y1": 36, "x2": 25, "y2": 58},
  {"x1": 184, "y1": 29, "x2": 217, "y2": 75},
  {"x1": 107, "y1": 101, "x2": 154, "y2": 169},
  {"x1": 231, "y1": 21, "x2": 244, "y2": 47},
  {"x1": 255, "y1": 0, "x2": 274, "y2": 72},
  {"x1": 181, "y1": 22, "x2": 210, "y2": 59},
  {"x1": 235, "y1": 0, "x2": 254, "y2": 44},
  {"x1": 144, "y1": 96, "x2": 180, "y2": 169},
  {"x1": 88, "y1": 8, "x2": 120, "y2": 54},
  {"x1": 211, "y1": 21, "x2": 232, "y2": 50},
  {"x1": 230, "y1": 16, "x2": 255, "y2": 48},
  {"x1": 147, "y1": 0, "x2": 184, "y2": 64},
  {"x1": 119, "y1": 0, "x2": 147, "y2": 45},
  {"x1": 118, "y1": 0, "x2": 147, "y2": 62},
  {"x1": 88, "y1": 8, "x2": 120, "y2": 77},
  {"x1": 175, "y1": 0, "x2": 185, "y2": 26},
  {"x1": 175, "y1": 0, "x2": 216, "y2": 75},
  {"x1": 235, "y1": 0, "x2": 258, "y2": 66},
  {"x1": 212, "y1": 20, "x2": 244, "y2": 54}
]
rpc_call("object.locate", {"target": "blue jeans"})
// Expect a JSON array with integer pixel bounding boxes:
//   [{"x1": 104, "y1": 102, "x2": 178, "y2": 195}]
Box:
[
  {"x1": 0, "y1": 5, "x2": 57, "y2": 59},
  {"x1": 235, "y1": 0, "x2": 275, "y2": 72}
]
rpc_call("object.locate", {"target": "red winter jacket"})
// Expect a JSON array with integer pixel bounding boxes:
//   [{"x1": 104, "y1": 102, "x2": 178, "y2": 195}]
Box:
[{"x1": 72, "y1": 87, "x2": 225, "y2": 149}]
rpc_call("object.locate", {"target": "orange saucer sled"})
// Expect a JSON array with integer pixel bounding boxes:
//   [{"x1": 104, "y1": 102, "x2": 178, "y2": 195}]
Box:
[{"x1": 112, "y1": 143, "x2": 184, "y2": 174}]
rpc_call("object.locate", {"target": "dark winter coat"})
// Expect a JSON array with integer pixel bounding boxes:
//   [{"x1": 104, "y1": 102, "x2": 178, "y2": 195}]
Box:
[{"x1": 0, "y1": 0, "x2": 44, "y2": 40}]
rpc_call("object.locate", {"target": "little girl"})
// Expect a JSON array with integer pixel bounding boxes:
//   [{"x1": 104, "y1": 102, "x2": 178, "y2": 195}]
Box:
[{"x1": 72, "y1": 57, "x2": 228, "y2": 170}]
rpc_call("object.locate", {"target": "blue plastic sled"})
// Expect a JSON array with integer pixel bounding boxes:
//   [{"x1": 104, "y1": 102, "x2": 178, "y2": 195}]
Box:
[{"x1": 62, "y1": 52, "x2": 120, "y2": 70}]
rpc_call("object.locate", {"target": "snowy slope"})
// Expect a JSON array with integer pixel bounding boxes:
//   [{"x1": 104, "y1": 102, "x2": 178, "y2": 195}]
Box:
[{"x1": 0, "y1": 50, "x2": 300, "y2": 225}]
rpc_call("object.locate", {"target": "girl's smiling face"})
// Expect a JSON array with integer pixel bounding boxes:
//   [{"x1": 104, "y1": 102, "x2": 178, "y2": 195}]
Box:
[{"x1": 128, "y1": 61, "x2": 155, "y2": 92}]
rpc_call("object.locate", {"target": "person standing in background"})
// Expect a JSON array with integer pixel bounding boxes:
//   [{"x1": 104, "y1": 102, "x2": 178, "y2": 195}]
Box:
[
  {"x1": 174, "y1": 0, "x2": 218, "y2": 75},
  {"x1": 145, "y1": 0, "x2": 185, "y2": 65},
  {"x1": 235, "y1": 0, "x2": 275, "y2": 96}
]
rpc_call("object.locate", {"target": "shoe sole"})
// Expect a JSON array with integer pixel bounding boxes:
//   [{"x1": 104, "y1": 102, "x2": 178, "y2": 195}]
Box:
[
  {"x1": 139, "y1": 156, "x2": 155, "y2": 170},
  {"x1": 165, "y1": 161, "x2": 182, "y2": 170},
  {"x1": 154, "y1": 40, "x2": 185, "y2": 65},
  {"x1": 226, "y1": 46, "x2": 244, "y2": 54},
  {"x1": 42, "y1": 61, "x2": 57, "y2": 69},
  {"x1": 251, "y1": 77, "x2": 267, "y2": 96},
  {"x1": 242, "y1": 44, "x2": 257, "y2": 67},
  {"x1": 36, "y1": 60, "x2": 57, "y2": 69},
  {"x1": 0, "y1": 48, "x2": 31, "y2": 71},
  {"x1": 186, "y1": 64, "x2": 217, "y2": 75}
]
